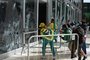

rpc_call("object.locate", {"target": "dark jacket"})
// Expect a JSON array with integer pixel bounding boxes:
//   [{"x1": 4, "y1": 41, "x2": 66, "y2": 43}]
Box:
[{"x1": 73, "y1": 26, "x2": 84, "y2": 44}]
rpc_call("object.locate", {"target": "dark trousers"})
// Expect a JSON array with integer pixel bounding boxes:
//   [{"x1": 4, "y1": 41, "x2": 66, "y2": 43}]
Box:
[
  {"x1": 78, "y1": 44, "x2": 82, "y2": 60},
  {"x1": 70, "y1": 40, "x2": 77, "y2": 58},
  {"x1": 82, "y1": 41, "x2": 87, "y2": 54}
]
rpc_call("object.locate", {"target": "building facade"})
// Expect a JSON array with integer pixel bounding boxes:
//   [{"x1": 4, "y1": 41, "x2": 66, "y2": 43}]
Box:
[
  {"x1": 0, "y1": 0, "x2": 82, "y2": 54},
  {"x1": 83, "y1": 3, "x2": 90, "y2": 23}
]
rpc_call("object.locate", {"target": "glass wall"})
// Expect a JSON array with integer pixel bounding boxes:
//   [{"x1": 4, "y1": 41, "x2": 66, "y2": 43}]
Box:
[
  {"x1": 0, "y1": 0, "x2": 23, "y2": 53},
  {"x1": 50, "y1": 0, "x2": 82, "y2": 31},
  {"x1": 0, "y1": 0, "x2": 38, "y2": 54},
  {"x1": 51, "y1": 0, "x2": 62, "y2": 32},
  {"x1": 24, "y1": 0, "x2": 38, "y2": 43},
  {"x1": 25, "y1": 0, "x2": 38, "y2": 31}
]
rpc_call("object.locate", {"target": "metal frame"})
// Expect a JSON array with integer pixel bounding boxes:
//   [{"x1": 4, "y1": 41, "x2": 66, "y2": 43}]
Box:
[
  {"x1": 36, "y1": 0, "x2": 39, "y2": 45},
  {"x1": 23, "y1": 0, "x2": 26, "y2": 44},
  {"x1": 27, "y1": 33, "x2": 79, "y2": 60},
  {"x1": 21, "y1": 31, "x2": 37, "y2": 55},
  {"x1": 21, "y1": 0, "x2": 39, "y2": 55}
]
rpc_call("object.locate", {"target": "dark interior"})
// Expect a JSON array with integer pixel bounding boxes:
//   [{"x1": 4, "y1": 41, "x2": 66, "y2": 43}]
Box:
[{"x1": 38, "y1": 2, "x2": 47, "y2": 35}]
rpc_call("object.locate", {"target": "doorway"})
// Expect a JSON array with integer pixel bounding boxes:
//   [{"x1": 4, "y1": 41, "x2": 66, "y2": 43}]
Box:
[{"x1": 38, "y1": 2, "x2": 47, "y2": 35}]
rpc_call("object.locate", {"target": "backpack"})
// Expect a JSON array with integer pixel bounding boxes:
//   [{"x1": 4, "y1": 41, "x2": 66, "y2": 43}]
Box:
[
  {"x1": 76, "y1": 26, "x2": 84, "y2": 44},
  {"x1": 76, "y1": 26, "x2": 84, "y2": 37}
]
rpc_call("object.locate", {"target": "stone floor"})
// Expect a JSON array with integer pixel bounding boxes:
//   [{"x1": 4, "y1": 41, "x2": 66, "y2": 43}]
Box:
[{"x1": 1, "y1": 33, "x2": 90, "y2": 60}]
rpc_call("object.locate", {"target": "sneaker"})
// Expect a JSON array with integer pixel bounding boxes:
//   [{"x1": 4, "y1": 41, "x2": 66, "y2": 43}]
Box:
[
  {"x1": 71, "y1": 54, "x2": 77, "y2": 59},
  {"x1": 78, "y1": 57, "x2": 81, "y2": 60},
  {"x1": 83, "y1": 56, "x2": 87, "y2": 60}
]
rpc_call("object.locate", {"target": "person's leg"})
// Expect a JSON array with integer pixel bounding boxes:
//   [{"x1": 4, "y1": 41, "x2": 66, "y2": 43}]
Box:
[
  {"x1": 82, "y1": 41, "x2": 87, "y2": 54},
  {"x1": 78, "y1": 56, "x2": 81, "y2": 60},
  {"x1": 42, "y1": 39, "x2": 48, "y2": 57},
  {"x1": 49, "y1": 41, "x2": 56, "y2": 59},
  {"x1": 78, "y1": 43, "x2": 86, "y2": 60},
  {"x1": 78, "y1": 44, "x2": 82, "y2": 60},
  {"x1": 80, "y1": 49, "x2": 87, "y2": 60},
  {"x1": 82, "y1": 41, "x2": 87, "y2": 60},
  {"x1": 70, "y1": 41, "x2": 76, "y2": 58}
]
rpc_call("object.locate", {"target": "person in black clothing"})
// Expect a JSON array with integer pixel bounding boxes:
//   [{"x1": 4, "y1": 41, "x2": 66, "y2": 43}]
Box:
[
  {"x1": 66, "y1": 20, "x2": 71, "y2": 28},
  {"x1": 69, "y1": 23, "x2": 77, "y2": 59},
  {"x1": 79, "y1": 21, "x2": 87, "y2": 34},
  {"x1": 79, "y1": 21, "x2": 87, "y2": 60},
  {"x1": 69, "y1": 23, "x2": 87, "y2": 60},
  {"x1": 64, "y1": 22, "x2": 77, "y2": 58}
]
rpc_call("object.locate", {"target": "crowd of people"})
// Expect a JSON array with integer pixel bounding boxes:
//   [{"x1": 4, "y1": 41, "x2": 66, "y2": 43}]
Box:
[{"x1": 39, "y1": 18, "x2": 88, "y2": 60}]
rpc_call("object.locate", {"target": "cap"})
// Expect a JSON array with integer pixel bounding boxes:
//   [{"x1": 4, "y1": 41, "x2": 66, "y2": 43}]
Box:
[{"x1": 39, "y1": 23, "x2": 46, "y2": 28}]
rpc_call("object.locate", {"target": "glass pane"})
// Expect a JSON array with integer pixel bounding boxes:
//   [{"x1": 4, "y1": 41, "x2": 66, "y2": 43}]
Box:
[
  {"x1": 57, "y1": 0, "x2": 61, "y2": 32},
  {"x1": 25, "y1": 0, "x2": 38, "y2": 43},
  {"x1": 57, "y1": 0, "x2": 61, "y2": 18},
  {"x1": 62, "y1": 1, "x2": 65, "y2": 16},
  {"x1": 66, "y1": 6, "x2": 68, "y2": 21},
  {"x1": 52, "y1": 0, "x2": 61, "y2": 32},
  {"x1": 0, "y1": 0, "x2": 23, "y2": 53},
  {"x1": 0, "y1": 0, "x2": 38, "y2": 54},
  {"x1": 52, "y1": 0, "x2": 55, "y2": 18},
  {"x1": 25, "y1": 0, "x2": 37, "y2": 31}
]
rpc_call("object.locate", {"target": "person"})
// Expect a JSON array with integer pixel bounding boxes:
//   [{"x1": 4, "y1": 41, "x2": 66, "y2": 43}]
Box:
[
  {"x1": 48, "y1": 18, "x2": 55, "y2": 31},
  {"x1": 39, "y1": 22, "x2": 56, "y2": 60},
  {"x1": 61, "y1": 24, "x2": 72, "y2": 42},
  {"x1": 66, "y1": 20, "x2": 71, "y2": 28},
  {"x1": 68, "y1": 23, "x2": 77, "y2": 59},
  {"x1": 67, "y1": 23, "x2": 87, "y2": 60},
  {"x1": 48, "y1": 18, "x2": 57, "y2": 42},
  {"x1": 79, "y1": 20, "x2": 87, "y2": 34},
  {"x1": 60, "y1": 24, "x2": 73, "y2": 55},
  {"x1": 79, "y1": 20, "x2": 87, "y2": 60},
  {"x1": 74, "y1": 26, "x2": 87, "y2": 60}
]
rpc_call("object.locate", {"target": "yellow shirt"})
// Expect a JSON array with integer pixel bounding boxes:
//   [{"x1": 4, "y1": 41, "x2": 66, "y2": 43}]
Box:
[
  {"x1": 49, "y1": 23, "x2": 54, "y2": 31},
  {"x1": 49, "y1": 23, "x2": 57, "y2": 31},
  {"x1": 40, "y1": 28, "x2": 54, "y2": 41}
]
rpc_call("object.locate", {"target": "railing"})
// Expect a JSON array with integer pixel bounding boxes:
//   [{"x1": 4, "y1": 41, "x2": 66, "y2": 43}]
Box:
[
  {"x1": 21, "y1": 31, "x2": 37, "y2": 55},
  {"x1": 23, "y1": 31, "x2": 37, "y2": 44},
  {"x1": 27, "y1": 34, "x2": 79, "y2": 60}
]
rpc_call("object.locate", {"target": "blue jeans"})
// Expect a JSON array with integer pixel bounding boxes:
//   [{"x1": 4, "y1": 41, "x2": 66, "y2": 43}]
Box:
[{"x1": 42, "y1": 39, "x2": 56, "y2": 57}]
